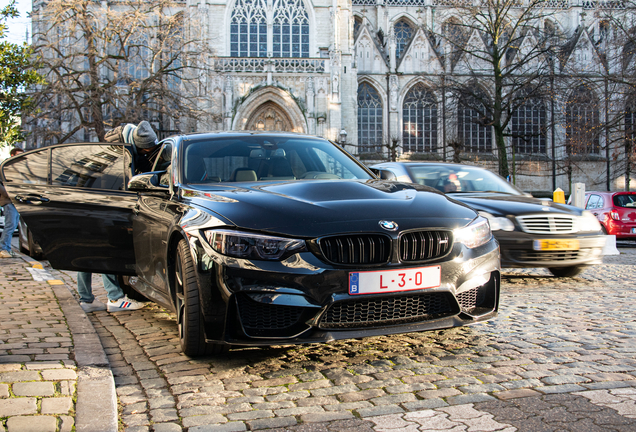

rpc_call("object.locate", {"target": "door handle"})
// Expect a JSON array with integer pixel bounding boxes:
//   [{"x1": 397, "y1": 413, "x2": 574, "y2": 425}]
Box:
[{"x1": 14, "y1": 194, "x2": 50, "y2": 205}]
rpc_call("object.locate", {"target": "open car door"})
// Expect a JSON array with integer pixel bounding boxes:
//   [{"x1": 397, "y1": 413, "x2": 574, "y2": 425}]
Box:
[{"x1": 0, "y1": 143, "x2": 137, "y2": 274}]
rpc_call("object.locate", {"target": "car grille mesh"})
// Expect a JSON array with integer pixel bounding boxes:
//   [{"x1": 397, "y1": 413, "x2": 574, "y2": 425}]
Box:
[
  {"x1": 237, "y1": 295, "x2": 303, "y2": 330},
  {"x1": 319, "y1": 234, "x2": 390, "y2": 265},
  {"x1": 516, "y1": 215, "x2": 577, "y2": 234},
  {"x1": 456, "y1": 286, "x2": 487, "y2": 311},
  {"x1": 319, "y1": 293, "x2": 455, "y2": 329},
  {"x1": 400, "y1": 231, "x2": 452, "y2": 262}
]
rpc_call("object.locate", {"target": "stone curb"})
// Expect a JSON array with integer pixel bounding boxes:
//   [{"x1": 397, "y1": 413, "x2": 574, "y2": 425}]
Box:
[{"x1": 19, "y1": 252, "x2": 118, "y2": 432}]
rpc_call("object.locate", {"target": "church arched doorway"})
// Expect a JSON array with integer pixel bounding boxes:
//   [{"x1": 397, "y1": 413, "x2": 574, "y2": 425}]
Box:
[
  {"x1": 245, "y1": 102, "x2": 293, "y2": 131},
  {"x1": 232, "y1": 86, "x2": 307, "y2": 133}
]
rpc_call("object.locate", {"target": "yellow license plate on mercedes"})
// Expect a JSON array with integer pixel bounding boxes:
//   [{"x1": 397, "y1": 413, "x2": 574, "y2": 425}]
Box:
[{"x1": 533, "y1": 239, "x2": 580, "y2": 251}]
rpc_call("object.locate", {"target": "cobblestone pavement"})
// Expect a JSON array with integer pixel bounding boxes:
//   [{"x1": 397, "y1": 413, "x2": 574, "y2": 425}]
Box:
[
  {"x1": 0, "y1": 254, "x2": 77, "y2": 432},
  {"x1": 52, "y1": 246, "x2": 636, "y2": 432},
  {"x1": 2, "y1": 242, "x2": 636, "y2": 431}
]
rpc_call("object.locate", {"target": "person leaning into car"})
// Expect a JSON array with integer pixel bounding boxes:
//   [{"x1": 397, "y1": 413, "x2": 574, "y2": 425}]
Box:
[
  {"x1": 106, "y1": 120, "x2": 161, "y2": 174},
  {"x1": 77, "y1": 121, "x2": 159, "y2": 313}
]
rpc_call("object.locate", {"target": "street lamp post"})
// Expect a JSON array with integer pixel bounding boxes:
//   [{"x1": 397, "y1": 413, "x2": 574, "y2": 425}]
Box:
[{"x1": 339, "y1": 128, "x2": 348, "y2": 146}]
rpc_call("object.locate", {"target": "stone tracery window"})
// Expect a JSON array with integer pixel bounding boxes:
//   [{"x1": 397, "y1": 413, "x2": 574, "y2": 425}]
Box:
[
  {"x1": 230, "y1": 0, "x2": 267, "y2": 57},
  {"x1": 565, "y1": 86, "x2": 600, "y2": 155},
  {"x1": 458, "y1": 94, "x2": 492, "y2": 153},
  {"x1": 230, "y1": 0, "x2": 309, "y2": 58},
  {"x1": 402, "y1": 83, "x2": 437, "y2": 153},
  {"x1": 358, "y1": 83, "x2": 383, "y2": 153},
  {"x1": 394, "y1": 19, "x2": 414, "y2": 60},
  {"x1": 511, "y1": 97, "x2": 547, "y2": 154}
]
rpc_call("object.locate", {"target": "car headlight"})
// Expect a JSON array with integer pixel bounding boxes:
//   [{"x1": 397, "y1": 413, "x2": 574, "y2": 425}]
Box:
[
  {"x1": 578, "y1": 211, "x2": 602, "y2": 233},
  {"x1": 454, "y1": 216, "x2": 492, "y2": 249},
  {"x1": 204, "y1": 229, "x2": 306, "y2": 260},
  {"x1": 478, "y1": 211, "x2": 515, "y2": 231}
]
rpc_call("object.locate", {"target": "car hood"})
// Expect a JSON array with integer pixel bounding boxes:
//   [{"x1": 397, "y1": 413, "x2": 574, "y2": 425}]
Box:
[
  {"x1": 450, "y1": 193, "x2": 584, "y2": 217},
  {"x1": 181, "y1": 179, "x2": 478, "y2": 237}
]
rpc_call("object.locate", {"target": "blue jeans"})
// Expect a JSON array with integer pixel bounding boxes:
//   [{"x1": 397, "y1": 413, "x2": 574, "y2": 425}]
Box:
[
  {"x1": 77, "y1": 272, "x2": 124, "y2": 303},
  {"x1": 0, "y1": 203, "x2": 19, "y2": 252}
]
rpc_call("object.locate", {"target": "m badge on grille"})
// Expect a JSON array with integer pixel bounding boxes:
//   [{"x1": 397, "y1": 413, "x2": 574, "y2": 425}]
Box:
[{"x1": 379, "y1": 220, "x2": 398, "y2": 231}]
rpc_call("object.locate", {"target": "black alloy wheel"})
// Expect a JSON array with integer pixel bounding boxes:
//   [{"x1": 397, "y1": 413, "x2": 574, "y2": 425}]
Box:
[{"x1": 174, "y1": 239, "x2": 226, "y2": 356}]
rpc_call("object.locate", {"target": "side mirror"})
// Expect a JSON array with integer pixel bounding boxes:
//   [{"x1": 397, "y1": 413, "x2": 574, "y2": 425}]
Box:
[
  {"x1": 378, "y1": 170, "x2": 397, "y2": 180},
  {"x1": 128, "y1": 171, "x2": 169, "y2": 192}
]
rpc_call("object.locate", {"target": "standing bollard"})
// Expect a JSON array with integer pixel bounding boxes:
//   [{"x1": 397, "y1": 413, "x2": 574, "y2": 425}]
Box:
[
  {"x1": 571, "y1": 183, "x2": 586, "y2": 208},
  {"x1": 553, "y1": 187, "x2": 565, "y2": 204}
]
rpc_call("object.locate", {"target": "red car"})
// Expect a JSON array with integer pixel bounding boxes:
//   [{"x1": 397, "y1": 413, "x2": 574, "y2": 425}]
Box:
[{"x1": 584, "y1": 191, "x2": 636, "y2": 239}]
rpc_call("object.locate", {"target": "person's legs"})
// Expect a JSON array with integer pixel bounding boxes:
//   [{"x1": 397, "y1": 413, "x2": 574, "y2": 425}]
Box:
[
  {"x1": 101, "y1": 274, "x2": 125, "y2": 302},
  {"x1": 0, "y1": 203, "x2": 19, "y2": 253},
  {"x1": 77, "y1": 272, "x2": 95, "y2": 303},
  {"x1": 102, "y1": 274, "x2": 145, "y2": 312}
]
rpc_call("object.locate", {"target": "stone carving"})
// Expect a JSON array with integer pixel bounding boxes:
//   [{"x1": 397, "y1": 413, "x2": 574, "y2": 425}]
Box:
[{"x1": 389, "y1": 74, "x2": 399, "y2": 111}]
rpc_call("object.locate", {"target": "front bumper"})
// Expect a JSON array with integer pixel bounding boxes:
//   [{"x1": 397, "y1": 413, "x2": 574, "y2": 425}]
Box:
[
  {"x1": 194, "y1": 237, "x2": 500, "y2": 346},
  {"x1": 495, "y1": 231, "x2": 605, "y2": 268}
]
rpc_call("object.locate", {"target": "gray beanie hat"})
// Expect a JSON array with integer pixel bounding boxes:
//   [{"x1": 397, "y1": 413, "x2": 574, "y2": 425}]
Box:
[{"x1": 132, "y1": 121, "x2": 158, "y2": 149}]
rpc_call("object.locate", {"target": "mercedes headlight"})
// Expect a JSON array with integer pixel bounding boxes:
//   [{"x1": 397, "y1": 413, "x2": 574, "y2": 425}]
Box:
[
  {"x1": 478, "y1": 211, "x2": 515, "y2": 232},
  {"x1": 454, "y1": 216, "x2": 492, "y2": 249},
  {"x1": 205, "y1": 230, "x2": 306, "y2": 260},
  {"x1": 578, "y1": 211, "x2": 602, "y2": 233}
]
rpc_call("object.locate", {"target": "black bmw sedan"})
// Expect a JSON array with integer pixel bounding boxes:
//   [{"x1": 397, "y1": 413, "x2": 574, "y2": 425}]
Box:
[
  {"x1": 370, "y1": 162, "x2": 605, "y2": 278},
  {"x1": 1, "y1": 133, "x2": 499, "y2": 356}
]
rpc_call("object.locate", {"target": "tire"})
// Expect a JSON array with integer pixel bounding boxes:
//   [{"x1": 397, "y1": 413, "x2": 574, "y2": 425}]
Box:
[
  {"x1": 174, "y1": 239, "x2": 227, "y2": 357},
  {"x1": 601, "y1": 225, "x2": 608, "y2": 235},
  {"x1": 548, "y1": 266, "x2": 586, "y2": 278},
  {"x1": 117, "y1": 275, "x2": 148, "y2": 302}
]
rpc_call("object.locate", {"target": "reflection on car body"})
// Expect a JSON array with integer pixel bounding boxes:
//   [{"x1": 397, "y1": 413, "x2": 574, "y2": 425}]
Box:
[
  {"x1": 370, "y1": 162, "x2": 606, "y2": 278},
  {"x1": 1, "y1": 133, "x2": 500, "y2": 356}
]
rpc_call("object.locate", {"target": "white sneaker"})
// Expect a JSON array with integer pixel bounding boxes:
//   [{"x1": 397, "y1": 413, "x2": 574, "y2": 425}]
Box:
[
  {"x1": 0, "y1": 250, "x2": 14, "y2": 258},
  {"x1": 107, "y1": 295, "x2": 145, "y2": 312},
  {"x1": 80, "y1": 299, "x2": 107, "y2": 312}
]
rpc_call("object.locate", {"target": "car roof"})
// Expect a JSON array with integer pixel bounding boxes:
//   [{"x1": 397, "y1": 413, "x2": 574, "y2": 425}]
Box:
[
  {"x1": 372, "y1": 161, "x2": 489, "y2": 170},
  {"x1": 586, "y1": 191, "x2": 636, "y2": 195},
  {"x1": 171, "y1": 131, "x2": 325, "y2": 141}
]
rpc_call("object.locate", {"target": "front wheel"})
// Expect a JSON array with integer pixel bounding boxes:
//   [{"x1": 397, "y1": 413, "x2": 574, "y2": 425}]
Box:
[
  {"x1": 548, "y1": 266, "x2": 586, "y2": 278},
  {"x1": 174, "y1": 239, "x2": 227, "y2": 357}
]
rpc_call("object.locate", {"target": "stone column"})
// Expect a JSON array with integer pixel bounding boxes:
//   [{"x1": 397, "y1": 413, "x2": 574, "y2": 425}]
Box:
[{"x1": 224, "y1": 76, "x2": 233, "y2": 131}]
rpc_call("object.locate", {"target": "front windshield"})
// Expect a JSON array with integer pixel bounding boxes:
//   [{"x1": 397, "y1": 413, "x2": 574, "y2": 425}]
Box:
[
  {"x1": 181, "y1": 136, "x2": 373, "y2": 184},
  {"x1": 407, "y1": 164, "x2": 523, "y2": 195}
]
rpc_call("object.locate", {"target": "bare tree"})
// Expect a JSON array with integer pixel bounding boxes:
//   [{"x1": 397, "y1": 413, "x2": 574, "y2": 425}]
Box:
[
  {"x1": 435, "y1": 0, "x2": 561, "y2": 178},
  {"x1": 589, "y1": 5, "x2": 636, "y2": 191},
  {"x1": 27, "y1": 0, "x2": 218, "y2": 145}
]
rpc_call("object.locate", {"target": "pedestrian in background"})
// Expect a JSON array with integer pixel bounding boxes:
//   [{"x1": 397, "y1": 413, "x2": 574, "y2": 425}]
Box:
[
  {"x1": 9, "y1": 147, "x2": 24, "y2": 157},
  {"x1": 0, "y1": 182, "x2": 18, "y2": 258},
  {"x1": 0, "y1": 147, "x2": 24, "y2": 258}
]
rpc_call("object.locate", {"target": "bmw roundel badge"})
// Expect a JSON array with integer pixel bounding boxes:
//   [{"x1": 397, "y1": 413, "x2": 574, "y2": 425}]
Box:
[{"x1": 379, "y1": 220, "x2": 398, "y2": 231}]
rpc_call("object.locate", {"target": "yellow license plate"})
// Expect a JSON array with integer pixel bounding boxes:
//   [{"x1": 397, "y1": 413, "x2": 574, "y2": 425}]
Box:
[{"x1": 533, "y1": 239, "x2": 579, "y2": 251}]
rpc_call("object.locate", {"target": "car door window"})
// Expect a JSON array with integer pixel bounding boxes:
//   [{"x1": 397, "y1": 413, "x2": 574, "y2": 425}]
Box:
[
  {"x1": 51, "y1": 144, "x2": 128, "y2": 190},
  {"x1": 2, "y1": 149, "x2": 49, "y2": 184},
  {"x1": 586, "y1": 195, "x2": 599, "y2": 209}
]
